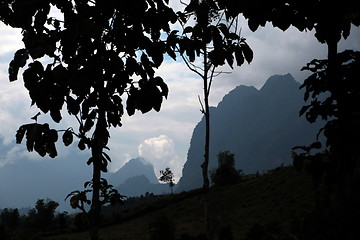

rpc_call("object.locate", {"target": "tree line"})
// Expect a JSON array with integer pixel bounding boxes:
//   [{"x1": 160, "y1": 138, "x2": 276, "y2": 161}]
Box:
[{"x1": 0, "y1": 199, "x2": 66, "y2": 239}]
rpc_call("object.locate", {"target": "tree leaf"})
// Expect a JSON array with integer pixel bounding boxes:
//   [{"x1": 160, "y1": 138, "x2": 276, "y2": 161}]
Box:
[
  {"x1": 241, "y1": 42, "x2": 253, "y2": 64},
  {"x1": 62, "y1": 129, "x2": 73, "y2": 146},
  {"x1": 310, "y1": 141, "x2": 322, "y2": 149},
  {"x1": 9, "y1": 49, "x2": 29, "y2": 82},
  {"x1": 87, "y1": 157, "x2": 93, "y2": 165},
  {"x1": 46, "y1": 142, "x2": 58, "y2": 158},
  {"x1": 126, "y1": 94, "x2": 136, "y2": 116},
  {"x1": 299, "y1": 105, "x2": 311, "y2": 116},
  {"x1": 15, "y1": 124, "x2": 29, "y2": 144},
  {"x1": 102, "y1": 152, "x2": 111, "y2": 162},
  {"x1": 153, "y1": 76, "x2": 169, "y2": 99},
  {"x1": 183, "y1": 26, "x2": 193, "y2": 34},
  {"x1": 234, "y1": 47, "x2": 244, "y2": 66},
  {"x1": 218, "y1": 23, "x2": 229, "y2": 37},
  {"x1": 78, "y1": 139, "x2": 86, "y2": 151}
]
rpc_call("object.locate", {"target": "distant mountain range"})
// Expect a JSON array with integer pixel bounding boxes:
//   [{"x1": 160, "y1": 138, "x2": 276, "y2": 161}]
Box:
[
  {"x1": 109, "y1": 157, "x2": 170, "y2": 196},
  {"x1": 176, "y1": 73, "x2": 323, "y2": 192},
  {"x1": 109, "y1": 157, "x2": 158, "y2": 186},
  {"x1": 0, "y1": 73, "x2": 323, "y2": 210}
]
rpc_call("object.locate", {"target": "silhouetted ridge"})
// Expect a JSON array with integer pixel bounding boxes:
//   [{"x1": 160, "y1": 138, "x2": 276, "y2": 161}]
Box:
[
  {"x1": 116, "y1": 175, "x2": 169, "y2": 197},
  {"x1": 260, "y1": 73, "x2": 298, "y2": 93},
  {"x1": 109, "y1": 157, "x2": 158, "y2": 186},
  {"x1": 176, "y1": 73, "x2": 322, "y2": 192}
]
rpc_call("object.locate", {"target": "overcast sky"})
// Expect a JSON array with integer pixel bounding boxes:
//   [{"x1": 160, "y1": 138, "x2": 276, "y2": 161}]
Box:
[{"x1": 1, "y1": 3, "x2": 360, "y2": 186}]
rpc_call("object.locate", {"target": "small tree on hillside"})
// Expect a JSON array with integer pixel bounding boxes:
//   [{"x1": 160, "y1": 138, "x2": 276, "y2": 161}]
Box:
[
  {"x1": 159, "y1": 167, "x2": 175, "y2": 194},
  {"x1": 0, "y1": 208, "x2": 20, "y2": 229},
  {"x1": 211, "y1": 151, "x2": 242, "y2": 186},
  {"x1": 25, "y1": 198, "x2": 59, "y2": 231}
]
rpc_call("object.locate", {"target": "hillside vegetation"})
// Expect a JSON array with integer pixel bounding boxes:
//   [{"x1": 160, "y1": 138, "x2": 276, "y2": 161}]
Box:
[{"x1": 45, "y1": 166, "x2": 315, "y2": 240}]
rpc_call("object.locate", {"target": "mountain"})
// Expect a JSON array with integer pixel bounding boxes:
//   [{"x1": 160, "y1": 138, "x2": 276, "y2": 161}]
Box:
[
  {"x1": 110, "y1": 157, "x2": 171, "y2": 196},
  {"x1": 176, "y1": 73, "x2": 323, "y2": 192},
  {"x1": 0, "y1": 146, "x2": 92, "y2": 212},
  {"x1": 116, "y1": 175, "x2": 170, "y2": 197},
  {"x1": 0, "y1": 153, "x2": 161, "y2": 210},
  {"x1": 109, "y1": 157, "x2": 159, "y2": 187}
]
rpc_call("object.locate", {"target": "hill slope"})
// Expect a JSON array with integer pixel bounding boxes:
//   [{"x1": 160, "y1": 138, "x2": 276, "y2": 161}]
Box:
[{"x1": 46, "y1": 166, "x2": 315, "y2": 240}]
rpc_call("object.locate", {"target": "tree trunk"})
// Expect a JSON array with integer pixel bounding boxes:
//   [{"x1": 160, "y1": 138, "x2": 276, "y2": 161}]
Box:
[
  {"x1": 201, "y1": 45, "x2": 213, "y2": 240},
  {"x1": 89, "y1": 109, "x2": 107, "y2": 240},
  {"x1": 201, "y1": 46, "x2": 210, "y2": 192},
  {"x1": 90, "y1": 153, "x2": 101, "y2": 240}
]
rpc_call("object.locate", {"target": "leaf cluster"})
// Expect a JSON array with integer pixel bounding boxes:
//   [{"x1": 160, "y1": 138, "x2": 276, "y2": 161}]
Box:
[
  {"x1": 172, "y1": 1, "x2": 253, "y2": 70},
  {"x1": 15, "y1": 123, "x2": 58, "y2": 158},
  {"x1": 299, "y1": 50, "x2": 360, "y2": 149},
  {"x1": 293, "y1": 50, "x2": 360, "y2": 189},
  {"x1": 211, "y1": 151, "x2": 243, "y2": 186},
  {"x1": 159, "y1": 167, "x2": 174, "y2": 184},
  {"x1": 6, "y1": 0, "x2": 177, "y2": 168},
  {"x1": 215, "y1": 0, "x2": 360, "y2": 44},
  {"x1": 66, "y1": 178, "x2": 125, "y2": 213}
]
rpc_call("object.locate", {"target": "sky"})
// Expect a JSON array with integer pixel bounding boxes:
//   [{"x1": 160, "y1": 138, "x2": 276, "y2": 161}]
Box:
[{"x1": 1, "y1": 2, "x2": 360, "y2": 193}]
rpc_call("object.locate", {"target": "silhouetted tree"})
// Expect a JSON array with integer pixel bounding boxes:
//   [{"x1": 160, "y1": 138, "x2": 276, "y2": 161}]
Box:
[
  {"x1": 211, "y1": 151, "x2": 242, "y2": 186},
  {"x1": 32, "y1": 199, "x2": 59, "y2": 231},
  {"x1": 292, "y1": 50, "x2": 360, "y2": 240},
  {"x1": 0, "y1": 208, "x2": 20, "y2": 229},
  {"x1": 174, "y1": 0, "x2": 253, "y2": 193},
  {"x1": 3, "y1": 1, "x2": 177, "y2": 239},
  {"x1": 159, "y1": 167, "x2": 175, "y2": 194},
  {"x1": 172, "y1": 2, "x2": 253, "y2": 239}
]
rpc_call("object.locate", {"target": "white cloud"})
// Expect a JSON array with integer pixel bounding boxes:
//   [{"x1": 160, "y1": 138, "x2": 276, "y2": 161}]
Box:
[
  {"x1": 0, "y1": 22, "x2": 23, "y2": 56},
  {"x1": 138, "y1": 135, "x2": 184, "y2": 181},
  {"x1": 1, "y1": 10, "x2": 360, "y2": 186}
]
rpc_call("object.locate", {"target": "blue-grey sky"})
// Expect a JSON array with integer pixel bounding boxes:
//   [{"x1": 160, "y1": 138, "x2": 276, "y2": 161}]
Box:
[{"x1": 0, "y1": 2, "x2": 360, "y2": 209}]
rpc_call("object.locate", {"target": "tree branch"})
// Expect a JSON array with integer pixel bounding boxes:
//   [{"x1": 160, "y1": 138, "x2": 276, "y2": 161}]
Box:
[{"x1": 198, "y1": 95, "x2": 205, "y2": 114}]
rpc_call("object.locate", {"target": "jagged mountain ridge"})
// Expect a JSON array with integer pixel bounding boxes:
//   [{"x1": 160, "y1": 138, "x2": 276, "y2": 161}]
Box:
[
  {"x1": 109, "y1": 157, "x2": 159, "y2": 186},
  {"x1": 109, "y1": 157, "x2": 171, "y2": 196},
  {"x1": 116, "y1": 175, "x2": 170, "y2": 196},
  {"x1": 176, "y1": 73, "x2": 322, "y2": 192}
]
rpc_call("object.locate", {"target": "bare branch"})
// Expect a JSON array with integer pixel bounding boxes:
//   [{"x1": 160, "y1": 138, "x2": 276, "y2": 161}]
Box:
[
  {"x1": 198, "y1": 95, "x2": 205, "y2": 114},
  {"x1": 177, "y1": 46, "x2": 204, "y2": 78}
]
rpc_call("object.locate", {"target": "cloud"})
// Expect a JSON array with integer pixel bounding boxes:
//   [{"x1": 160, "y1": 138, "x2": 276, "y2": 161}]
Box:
[
  {"x1": 1, "y1": 10, "x2": 360, "y2": 184},
  {"x1": 138, "y1": 135, "x2": 184, "y2": 181},
  {"x1": 0, "y1": 22, "x2": 23, "y2": 56}
]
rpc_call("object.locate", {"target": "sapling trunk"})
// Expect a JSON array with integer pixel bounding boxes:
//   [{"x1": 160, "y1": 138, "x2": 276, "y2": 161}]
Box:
[{"x1": 89, "y1": 109, "x2": 107, "y2": 240}]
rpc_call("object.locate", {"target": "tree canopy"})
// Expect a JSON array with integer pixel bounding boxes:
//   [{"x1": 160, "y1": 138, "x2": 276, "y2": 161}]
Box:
[{"x1": 2, "y1": 1, "x2": 177, "y2": 239}]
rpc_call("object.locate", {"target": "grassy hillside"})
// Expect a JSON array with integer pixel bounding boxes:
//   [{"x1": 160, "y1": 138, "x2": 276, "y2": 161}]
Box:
[{"x1": 45, "y1": 166, "x2": 315, "y2": 240}]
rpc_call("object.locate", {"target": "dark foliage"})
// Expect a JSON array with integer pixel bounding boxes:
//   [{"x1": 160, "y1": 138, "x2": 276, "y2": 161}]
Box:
[
  {"x1": 159, "y1": 167, "x2": 175, "y2": 194},
  {"x1": 3, "y1": 1, "x2": 177, "y2": 239},
  {"x1": 74, "y1": 212, "x2": 90, "y2": 231},
  {"x1": 211, "y1": 151, "x2": 243, "y2": 186},
  {"x1": 150, "y1": 215, "x2": 176, "y2": 240},
  {"x1": 292, "y1": 50, "x2": 360, "y2": 240},
  {"x1": 0, "y1": 208, "x2": 20, "y2": 229}
]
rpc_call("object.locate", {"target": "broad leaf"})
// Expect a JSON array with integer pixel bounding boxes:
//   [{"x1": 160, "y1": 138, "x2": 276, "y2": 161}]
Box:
[
  {"x1": 62, "y1": 129, "x2": 73, "y2": 146},
  {"x1": 241, "y1": 42, "x2": 253, "y2": 64},
  {"x1": 9, "y1": 49, "x2": 29, "y2": 82},
  {"x1": 234, "y1": 47, "x2": 244, "y2": 66}
]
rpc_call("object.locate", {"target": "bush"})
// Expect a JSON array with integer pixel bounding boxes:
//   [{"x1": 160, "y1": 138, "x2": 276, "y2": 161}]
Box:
[{"x1": 211, "y1": 151, "x2": 243, "y2": 186}]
